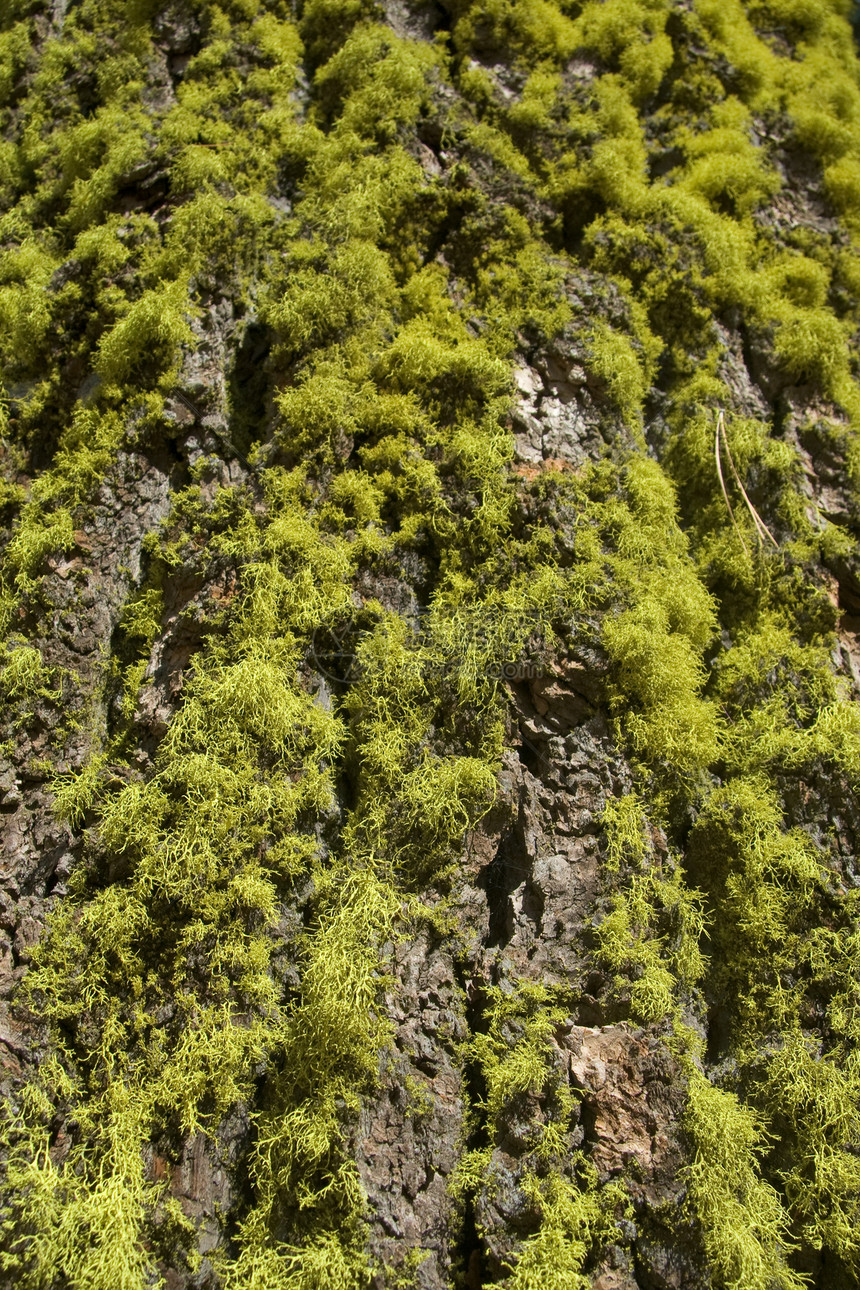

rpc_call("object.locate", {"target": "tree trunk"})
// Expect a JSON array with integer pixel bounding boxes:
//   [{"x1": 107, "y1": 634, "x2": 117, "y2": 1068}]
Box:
[{"x1": 1, "y1": 1, "x2": 860, "y2": 1287}]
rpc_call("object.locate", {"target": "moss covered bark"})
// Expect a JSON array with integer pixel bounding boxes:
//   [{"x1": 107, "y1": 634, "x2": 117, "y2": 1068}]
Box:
[{"x1": 0, "y1": 0, "x2": 860, "y2": 1286}]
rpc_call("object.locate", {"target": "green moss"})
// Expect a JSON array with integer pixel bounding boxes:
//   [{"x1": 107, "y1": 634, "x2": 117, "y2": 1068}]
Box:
[
  {"x1": 751, "y1": 1030, "x2": 860, "y2": 1275},
  {"x1": 0, "y1": 4, "x2": 563, "y2": 1259},
  {"x1": 269, "y1": 240, "x2": 396, "y2": 360},
  {"x1": 585, "y1": 320, "x2": 648, "y2": 427},
  {"x1": 299, "y1": 0, "x2": 380, "y2": 68},
  {"x1": 582, "y1": 457, "x2": 723, "y2": 783},
  {"x1": 452, "y1": 0, "x2": 578, "y2": 65},
  {"x1": 119, "y1": 588, "x2": 163, "y2": 645},
  {"x1": 824, "y1": 154, "x2": 860, "y2": 228},
  {"x1": 95, "y1": 280, "x2": 197, "y2": 390},
  {"x1": 503, "y1": 1169, "x2": 628, "y2": 1290},
  {"x1": 0, "y1": 1101, "x2": 198, "y2": 1290},
  {"x1": 469, "y1": 981, "x2": 576, "y2": 1136},
  {"x1": 0, "y1": 241, "x2": 57, "y2": 374},
  {"x1": 456, "y1": 978, "x2": 626, "y2": 1285},
  {"x1": 313, "y1": 24, "x2": 438, "y2": 139},
  {"x1": 0, "y1": 20, "x2": 31, "y2": 108},
  {"x1": 5, "y1": 506, "x2": 75, "y2": 590},
  {"x1": 601, "y1": 792, "x2": 650, "y2": 870},
  {"x1": 572, "y1": 0, "x2": 673, "y2": 103},
  {"x1": 0, "y1": 637, "x2": 55, "y2": 707},
  {"x1": 684, "y1": 1073, "x2": 805, "y2": 1290},
  {"x1": 597, "y1": 795, "x2": 708, "y2": 1021},
  {"x1": 222, "y1": 1231, "x2": 372, "y2": 1290},
  {"x1": 688, "y1": 779, "x2": 824, "y2": 1021}
]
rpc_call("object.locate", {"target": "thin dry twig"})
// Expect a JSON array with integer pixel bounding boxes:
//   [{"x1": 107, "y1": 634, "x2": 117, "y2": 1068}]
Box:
[
  {"x1": 715, "y1": 410, "x2": 748, "y2": 556},
  {"x1": 715, "y1": 410, "x2": 778, "y2": 552},
  {"x1": 720, "y1": 413, "x2": 778, "y2": 547}
]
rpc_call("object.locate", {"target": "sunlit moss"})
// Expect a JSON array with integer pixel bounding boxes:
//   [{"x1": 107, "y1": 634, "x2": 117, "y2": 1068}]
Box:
[
  {"x1": 751, "y1": 1030, "x2": 860, "y2": 1276},
  {"x1": 684, "y1": 1073, "x2": 805, "y2": 1290},
  {"x1": 597, "y1": 795, "x2": 708, "y2": 1020},
  {"x1": 95, "y1": 280, "x2": 198, "y2": 390},
  {"x1": 0, "y1": 1096, "x2": 198, "y2": 1290},
  {"x1": 452, "y1": 0, "x2": 579, "y2": 65},
  {"x1": 572, "y1": 0, "x2": 673, "y2": 103},
  {"x1": 504, "y1": 1168, "x2": 628, "y2": 1289}
]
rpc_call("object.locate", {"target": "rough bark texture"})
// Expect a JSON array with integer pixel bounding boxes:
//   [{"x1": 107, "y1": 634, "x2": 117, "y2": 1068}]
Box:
[{"x1": 1, "y1": 1, "x2": 860, "y2": 1288}]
